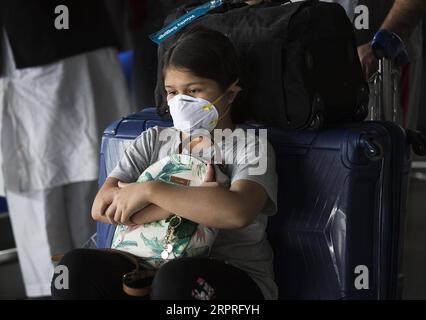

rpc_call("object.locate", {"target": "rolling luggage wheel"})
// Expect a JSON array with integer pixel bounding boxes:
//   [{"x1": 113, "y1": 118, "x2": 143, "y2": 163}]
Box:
[
  {"x1": 413, "y1": 143, "x2": 426, "y2": 157},
  {"x1": 407, "y1": 130, "x2": 426, "y2": 156}
]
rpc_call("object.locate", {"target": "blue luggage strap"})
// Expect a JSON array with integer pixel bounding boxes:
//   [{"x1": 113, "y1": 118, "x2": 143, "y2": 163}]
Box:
[{"x1": 149, "y1": 0, "x2": 224, "y2": 44}]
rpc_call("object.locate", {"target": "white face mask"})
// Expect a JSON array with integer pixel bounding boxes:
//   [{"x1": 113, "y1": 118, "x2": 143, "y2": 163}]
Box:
[
  {"x1": 167, "y1": 80, "x2": 238, "y2": 134},
  {"x1": 168, "y1": 95, "x2": 219, "y2": 133}
]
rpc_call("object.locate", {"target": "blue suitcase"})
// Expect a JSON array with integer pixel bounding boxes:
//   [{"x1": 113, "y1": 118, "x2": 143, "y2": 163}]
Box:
[{"x1": 96, "y1": 107, "x2": 410, "y2": 300}]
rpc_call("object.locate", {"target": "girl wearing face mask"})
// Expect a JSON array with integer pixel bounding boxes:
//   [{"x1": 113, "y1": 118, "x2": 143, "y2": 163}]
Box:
[{"x1": 53, "y1": 26, "x2": 278, "y2": 300}]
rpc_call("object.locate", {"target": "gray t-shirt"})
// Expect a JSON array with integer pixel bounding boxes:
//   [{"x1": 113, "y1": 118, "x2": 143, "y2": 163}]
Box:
[{"x1": 109, "y1": 126, "x2": 279, "y2": 300}]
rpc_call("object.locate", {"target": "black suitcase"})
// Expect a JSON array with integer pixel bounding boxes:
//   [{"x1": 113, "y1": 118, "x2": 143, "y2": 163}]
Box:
[
  {"x1": 154, "y1": 0, "x2": 369, "y2": 129},
  {"x1": 96, "y1": 108, "x2": 411, "y2": 299}
]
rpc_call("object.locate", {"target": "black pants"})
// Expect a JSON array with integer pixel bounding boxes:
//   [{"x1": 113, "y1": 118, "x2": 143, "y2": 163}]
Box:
[{"x1": 51, "y1": 249, "x2": 264, "y2": 300}]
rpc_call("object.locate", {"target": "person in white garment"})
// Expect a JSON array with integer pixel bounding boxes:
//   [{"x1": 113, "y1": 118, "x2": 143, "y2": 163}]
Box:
[
  {"x1": 0, "y1": 1, "x2": 132, "y2": 298},
  {"x1": 322, "y1": 0, "x2": 426, "y2": 130}
]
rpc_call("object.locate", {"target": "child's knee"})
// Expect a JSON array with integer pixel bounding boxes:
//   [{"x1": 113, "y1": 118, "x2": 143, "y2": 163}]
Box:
[{"x1": 151, "y1": 259, "x2": 186, "y2": 299}]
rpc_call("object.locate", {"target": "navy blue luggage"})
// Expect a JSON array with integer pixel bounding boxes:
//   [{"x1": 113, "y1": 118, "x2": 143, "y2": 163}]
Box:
[{"x1": 96, "y1": 108, "x2": 410, "y2": 300}]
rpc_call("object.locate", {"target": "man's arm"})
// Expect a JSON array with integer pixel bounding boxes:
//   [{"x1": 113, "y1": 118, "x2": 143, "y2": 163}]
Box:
[
  {"x1": 381, "y1": 0, "x2": 426, "y2": 41},
  {"x1": 358, "y1": 0, "x2": 426, "y2": 79}
]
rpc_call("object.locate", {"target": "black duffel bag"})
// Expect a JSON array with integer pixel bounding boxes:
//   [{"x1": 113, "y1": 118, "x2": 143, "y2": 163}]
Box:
[{"x1": 154, "y1": 0, "x2": 369, "y2": 129}]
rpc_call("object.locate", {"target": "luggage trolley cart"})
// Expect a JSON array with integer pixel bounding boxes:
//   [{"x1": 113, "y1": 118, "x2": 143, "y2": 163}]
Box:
[
  {"x1": 369, "y1": 29, "x2": 409, "y2": 125},
  {"x1": 370, "y1": 29, "x2": 426, "y2": 156}
]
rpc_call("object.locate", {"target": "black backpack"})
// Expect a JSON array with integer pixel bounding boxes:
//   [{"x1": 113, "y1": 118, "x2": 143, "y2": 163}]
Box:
[{"x1": 155, "y1": 0, "x2": 369, "y2": 129}]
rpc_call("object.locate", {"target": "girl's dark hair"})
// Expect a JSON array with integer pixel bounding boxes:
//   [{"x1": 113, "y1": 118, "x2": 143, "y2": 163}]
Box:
[
  {"x1": 156, "y1": 26, "x2": 247, "y2": 122},
  {"x1": 162, "y1": 26, "x2": 240, "y2": 91}
]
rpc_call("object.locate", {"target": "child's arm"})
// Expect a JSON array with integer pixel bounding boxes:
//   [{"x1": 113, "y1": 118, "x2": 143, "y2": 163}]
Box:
[
  {"x1": 147, "y1": 179, "x2": 268, "y2": 229},
  {"x1": 92, "y1": 177, "x2": 172, "y2": 225},
  {"x1": 106, "y1": 178, "x2": 268, "y2": 229},
  {"x1": 128, "y1": 204, "x2": 171, "y2": 225},
  {"x1": 117, "y1": 182, "x2": 172, "y2": 225},
  {"x1": 103, "y1": 164, "x2": 264, "y2": 229}
]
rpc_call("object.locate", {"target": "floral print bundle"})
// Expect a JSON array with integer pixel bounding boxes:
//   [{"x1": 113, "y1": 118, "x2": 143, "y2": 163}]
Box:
[{"x1": 111, "y1": 154, "x2": 229, "y2": 268}]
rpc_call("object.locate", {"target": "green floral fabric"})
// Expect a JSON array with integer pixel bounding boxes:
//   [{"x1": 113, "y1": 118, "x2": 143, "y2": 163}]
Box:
[{"x1": 111, "y1": 154, "x2": 228, "y2": 268}]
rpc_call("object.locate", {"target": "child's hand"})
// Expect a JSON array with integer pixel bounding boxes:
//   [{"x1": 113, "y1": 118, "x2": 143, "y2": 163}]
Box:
[
  {"x1": 91, "y1": 178, "x2": 120, "y2": 222},
  {"x1": 105, "y1": 182, "x2": 151, "y2": 225},
  {"x1": 118, "y1": 181, "x2": 131, "y2": 188}
]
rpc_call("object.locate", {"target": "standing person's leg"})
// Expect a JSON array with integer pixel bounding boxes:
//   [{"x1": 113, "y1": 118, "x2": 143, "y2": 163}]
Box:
[
  {"x1": 43, "y1": 186, "x2": 74, "y2": 257},
  {"x1": 7, "y1": 181, "x2": 96, "y2": 297},
  {"x1": 0, "y1": 58, "x2": 60, "y2": 297},
  {"x1": 6, "y1": 190, "x2": 56, "y2": 297},
  {"x1": 63, "y1": 181, "x2": 98, "y2": 249},
  {"x1": 151, "y1": 258, "x2": 265, "y2": 300}
]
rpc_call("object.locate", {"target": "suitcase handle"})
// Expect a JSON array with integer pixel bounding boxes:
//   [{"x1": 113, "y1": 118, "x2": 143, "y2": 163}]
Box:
[{"x1": 371, "y1": 29, "x2": 409, "y2": 67}]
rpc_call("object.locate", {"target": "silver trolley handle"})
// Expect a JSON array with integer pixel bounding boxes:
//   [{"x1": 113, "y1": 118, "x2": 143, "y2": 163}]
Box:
[{"x1": 369, "y1": 29, "x2": 409, "y2": 124}]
